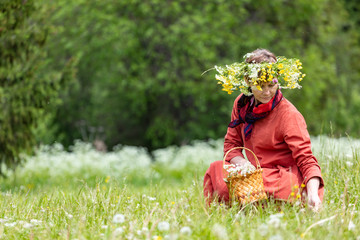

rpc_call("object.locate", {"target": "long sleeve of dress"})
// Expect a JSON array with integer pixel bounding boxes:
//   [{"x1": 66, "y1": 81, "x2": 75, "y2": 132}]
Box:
[
  {"x1": 223, "y1": 95, "x2": 245, "y2": 162},
  {"x1": 281, "y1": 108, "x2": 324, "y2": 187}
]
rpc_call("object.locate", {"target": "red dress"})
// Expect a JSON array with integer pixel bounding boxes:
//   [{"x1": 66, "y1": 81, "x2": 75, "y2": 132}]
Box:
[{"x1": 203, "y1": 94, "x2": 324, "y2": 203}]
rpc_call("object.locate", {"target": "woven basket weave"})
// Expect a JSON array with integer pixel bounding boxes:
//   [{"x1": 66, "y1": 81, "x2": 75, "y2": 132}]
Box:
[{"x1": 223, "y1": 147, "x2": 267, "y2": 205}]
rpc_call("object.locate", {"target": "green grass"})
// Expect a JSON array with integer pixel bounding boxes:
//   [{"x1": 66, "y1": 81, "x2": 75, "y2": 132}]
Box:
[{"x1": 0, "y1": 137, "x2": 360, "y2": 239}]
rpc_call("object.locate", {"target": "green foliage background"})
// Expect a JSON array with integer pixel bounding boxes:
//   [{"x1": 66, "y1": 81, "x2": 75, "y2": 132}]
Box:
[{"x1": 1, "y1": 0, "x2": 360, "y2": 163}]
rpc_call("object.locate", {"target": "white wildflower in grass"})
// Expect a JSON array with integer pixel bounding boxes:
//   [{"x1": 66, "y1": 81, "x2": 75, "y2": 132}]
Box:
[
  {"x1": 152, "y1": 139, "x2": 223, "y2": 170},
  {"x1": 268, "y1": 218, "x2": 281, "y2": 228},
  {"x1": 9, "y1": 141, "x2": 153, "y2": 183},
  {"x1": 113, "y1": 214, "x2": 125, "y2": 224},
  {"x1": 346, "y1": 161, "x2": 353, "y2": 167},
  {"x1": 164, "y1": 233, "x2": 179, "y2": 240},
  {"x1": 30, "y1": 219, "x2": 42, "y2": 225},
  {"x1": 113, "y1": 227, "x2": 124, "y2": 236},
  {"x1": 269, "y1": 234, "x2": 283, "y2": 240},
  {"x1": 0, "y1": 217, "x2": 10, "y2": 223},
  {"x1": 101, "y1": 225, "x2": 108, "y2": 229},
  {"x1": 211, "y1": 223, "x2": 228, "y2": 240},
  {"x1": 258, "y1": 223, "x2": 268, "y2": 236},
  {"x1": 268, "y1": 213, "x2": 284, "y2": 228},
  {"x1": 148, "y1": 196, "x2": 156, "y2": 201},
  {"x1": 23, "y1": 222, "x2": 33, "y2": 229},
  {"x1": 4, "y1": 222, "x2": 17, "y2": 227},
  {"x1": 348, "y1": 220, "x2": 356, "y2": 231},
  {"x1": 158, "y1": 221, "x2": 170, "y2": 232},
  {"x1": 180, "y1": 226, "x2": 192, "y2": 235}
]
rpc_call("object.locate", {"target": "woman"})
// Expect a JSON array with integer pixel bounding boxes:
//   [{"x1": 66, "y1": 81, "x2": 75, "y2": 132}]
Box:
[{"x1": 203, "y1": 49, "x2": 324, "y2": 211}]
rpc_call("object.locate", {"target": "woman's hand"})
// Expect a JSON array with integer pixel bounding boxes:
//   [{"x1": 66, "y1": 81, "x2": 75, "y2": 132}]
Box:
[
  {"x1": 229, "y1": 156, "x2": 248, "y2": 166},
  {"x1": 306, "y1": 177, "x2": 322, "y2": 212}
]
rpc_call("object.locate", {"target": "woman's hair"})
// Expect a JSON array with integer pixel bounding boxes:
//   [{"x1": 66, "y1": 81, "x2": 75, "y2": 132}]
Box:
[{"x1": 245, "y1": 49, "x2": 277, "y2": 64}]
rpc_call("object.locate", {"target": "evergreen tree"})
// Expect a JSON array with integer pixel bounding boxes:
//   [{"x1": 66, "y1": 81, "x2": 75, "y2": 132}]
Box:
[{"x1": 0, "y1": 0, "x2": 75, "y2": 175}]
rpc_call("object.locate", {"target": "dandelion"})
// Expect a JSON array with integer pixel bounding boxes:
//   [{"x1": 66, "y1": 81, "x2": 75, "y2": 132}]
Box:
[
  {"x1": 164, "y1": 234, "x2": 179, "y2": 239},
  {"x1": 268, "y1": 217, "x2": 281, "y2": 228},
  {"x1": 258, "y1": 223, "x2": 268, "y2": 236},
  {"x1": 0, "y1": 217, "x2": 10, "y2": 223},
  {"x1": 105, "y1": 176, "x2": 111, "y2": 183},
  {"x1": 269, "y1": 234, "x2": 283, "y2": 240},
  {"x1": 23, "y1": 222, "x2": 33, "y2": 229},
  {"x1": 113, "y1": 214, "x2": 125, "y2": 224},
  {"x1": 171, "y1": 201, "x2": 175, "y2": 205},
  {"x1": 211, "y1": 223, "x2": 228, "y2": 240},
  {"x1": 114, "y1": 227, "x2": 124, "y2": 235},
  {"x1": 4, "y1": 222, "x2": 17, "y2": 227},
  {"x1": 346, "y1": 161, "x2": 353, "y2": 167},
  {"x1": 348, "y1": 220, "x2": 356, "y2": 231},
  {"x1": 30, "y1": 219, "x2": 42, "y2": 225},
  {"x1": 180, "y1": 226, "x2": 192, "y2": 235},
  {"x1": 65, "y1": 212, "x2": 73, "y2": 219},
  {"x1": 158, "y1": 221, "x2": 170, "y2": 232},
  {"x1": 268, "y1": 213, "x2": 283, "y2": 228},
  {"x1": 153, "y1": 236, "x2": 162, "y2": 240}
]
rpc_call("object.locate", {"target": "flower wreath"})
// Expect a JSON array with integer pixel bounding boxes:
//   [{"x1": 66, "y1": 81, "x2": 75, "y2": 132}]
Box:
[{"x1": 214, "y1": 53, "x2": 306, "y2": 95}]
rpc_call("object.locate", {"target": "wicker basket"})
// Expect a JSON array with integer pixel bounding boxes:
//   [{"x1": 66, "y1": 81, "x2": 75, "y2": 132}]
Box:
[{"x1": 223, "y1": 147, "x2": 267, "y2": 205}]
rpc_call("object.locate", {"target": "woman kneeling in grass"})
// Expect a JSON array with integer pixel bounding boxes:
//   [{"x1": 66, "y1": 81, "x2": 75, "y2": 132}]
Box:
[{"x1": 203, "y1": 49, "x2": 324, "y2": 211}]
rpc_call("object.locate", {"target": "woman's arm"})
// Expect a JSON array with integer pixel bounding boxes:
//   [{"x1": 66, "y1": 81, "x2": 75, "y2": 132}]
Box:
[
  {"x1": 281, "y1": 104, "x2": 324, "y2": 210},
  {"x1": 229, "y1": 156, "x2": 247, "y2": 166},
  {"x1": 282, "y1": 107, "x2": 324, "y2": 189},
  {"x1": 306, "y1": 177, "x2": 321, "y2": 211}
]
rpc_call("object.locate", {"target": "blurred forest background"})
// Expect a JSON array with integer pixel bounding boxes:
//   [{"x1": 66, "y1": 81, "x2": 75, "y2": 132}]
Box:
[{"x1": 1, "y1": 0, "x2": 360, "y2": 171}]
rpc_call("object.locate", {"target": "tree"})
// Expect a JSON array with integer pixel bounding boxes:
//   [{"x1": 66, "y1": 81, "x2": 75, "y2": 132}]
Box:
[{"x1": 0, "y1": 0, "x2": 75, "y2": 175}]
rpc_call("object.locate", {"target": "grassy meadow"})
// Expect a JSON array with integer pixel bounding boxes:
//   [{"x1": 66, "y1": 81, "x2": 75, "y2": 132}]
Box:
[{"x1": 0, "y1": 136, "x2": 360, "y2": 239}]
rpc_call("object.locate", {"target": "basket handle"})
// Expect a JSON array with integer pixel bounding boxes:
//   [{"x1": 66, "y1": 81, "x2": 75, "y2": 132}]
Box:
[{"x1": 222, "y1": 146, "x2": 261, "y2": 169}]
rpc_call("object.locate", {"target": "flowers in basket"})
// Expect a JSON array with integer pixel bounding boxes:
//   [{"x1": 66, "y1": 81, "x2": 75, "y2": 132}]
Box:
[
  {"x1": 223, "y1": 161, "x2": 256, "y2": 181},
  {"x1": 214, "y1": 54, "x2": 305, "y2": 95}
]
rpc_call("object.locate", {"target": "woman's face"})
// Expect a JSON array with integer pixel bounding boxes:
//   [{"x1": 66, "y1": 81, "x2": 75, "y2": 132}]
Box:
[{"x1": 251, "y1": 81, "x2": 278, "y2": 105}]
